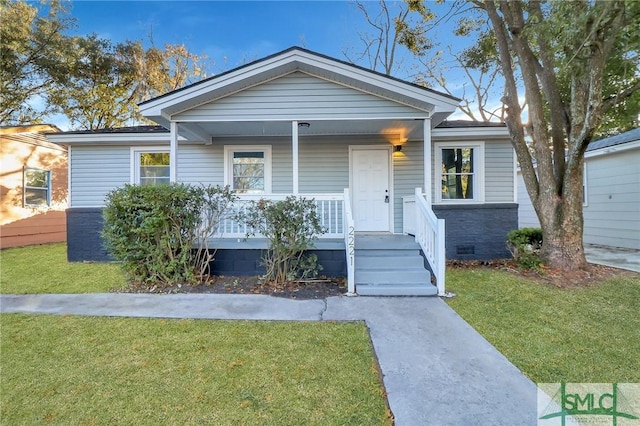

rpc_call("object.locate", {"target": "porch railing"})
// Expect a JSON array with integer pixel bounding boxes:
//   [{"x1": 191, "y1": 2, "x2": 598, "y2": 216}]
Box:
[
  {"x1": 414, "y1": 187, "x2": 446, "y2": 295},
  {"x1": 343, "y1": 188, "x2": 355, "y2": 295},
  {"x1": 218, "y1": 193, "x2": 345, "y2": 238}
]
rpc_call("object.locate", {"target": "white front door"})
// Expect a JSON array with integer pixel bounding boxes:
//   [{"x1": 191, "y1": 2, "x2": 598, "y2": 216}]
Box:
[{"x1": 351, "y1": 147, "x2": 391, "y2": 232}]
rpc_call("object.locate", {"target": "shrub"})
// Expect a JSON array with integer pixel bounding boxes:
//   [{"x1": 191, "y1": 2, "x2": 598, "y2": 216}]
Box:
[
  {"x1": 102, "y1": 183, "x2": 236, "y2": 286},
  {"x1": 243, "y1": 196, "x2": 325, "y2": 283},
  {"x1": 506, "y1": 227, "x2": 543, "y2": 269}
]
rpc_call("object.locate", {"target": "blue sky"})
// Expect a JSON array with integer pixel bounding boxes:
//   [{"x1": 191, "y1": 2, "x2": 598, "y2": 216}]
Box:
[
  {"x1": 42, "y1": 1, "x2": 491, "y2": 128},
  {"x1": 68, "y1": 1, "x2": 365, "y2": 73}
]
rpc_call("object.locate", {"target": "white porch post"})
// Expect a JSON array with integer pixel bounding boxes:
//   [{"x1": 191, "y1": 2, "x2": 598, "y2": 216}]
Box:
[
  {"x1": 423, "y1": 118, "x2": 432, "y2": 203},
  {"x1": 170, "y1": 121, "x2": 178, "y2": 183},
  {"x1": 292, "y1": 120, "x2": 299, "y2": 194}
]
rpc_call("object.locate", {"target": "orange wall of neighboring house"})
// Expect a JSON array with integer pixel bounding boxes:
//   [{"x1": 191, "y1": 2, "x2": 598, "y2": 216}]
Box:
[{"x1": 0, "y1": 125, "x2": 68, "y2": 249}]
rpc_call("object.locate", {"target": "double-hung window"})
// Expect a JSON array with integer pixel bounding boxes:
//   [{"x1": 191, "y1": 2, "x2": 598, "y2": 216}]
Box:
[
  {"x1": 132, "y1": 148, "x2": 170, "y2": 185},
  {"x1": 24, "y1": 168, "x2": 51, "y2": 206},
  {"x1": 224, "y1": 146, "x2": 272, "y2": 194},
  {"x1": 435, "y1": 142, "x2": 484, "y2": 202}
]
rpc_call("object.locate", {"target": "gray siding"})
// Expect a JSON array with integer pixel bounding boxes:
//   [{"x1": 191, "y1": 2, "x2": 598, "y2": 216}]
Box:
[
  {"x1": 393, "y1": 140, "x2": 424, "y2": 233},
  {"x1": 178, "y1": 144, "x2": 222, "y2": 185},
  {"x1": 485, "y1": 142, "x2": 514, "y2": 202},
  {"x1": 173, "y1": 72, "x2": 426, "y2": 121},
  {"x1": 584, "y1": 149, "x2": 640, "y2": 249},
  {"x1": 298, "y1": 137, "x2": 350, "y2": 193},
  {"x1": 517, "y1": 173, "x2": 540, "y2": 228},
  {"x1": 70, "y1": 146, "x2": 130, "y2": 207}
]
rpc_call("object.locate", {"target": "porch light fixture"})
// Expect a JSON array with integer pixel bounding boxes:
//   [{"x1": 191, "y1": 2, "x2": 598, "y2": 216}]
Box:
[
  {"x1": 298, "y1": 122, "x2": 310, "y2": 128},
  {"x1": 394, "y1": 145, "x2": 403, "y2": 152}
]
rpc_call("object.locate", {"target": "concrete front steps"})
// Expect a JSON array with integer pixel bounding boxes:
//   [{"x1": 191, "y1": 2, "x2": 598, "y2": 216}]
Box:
[{"x1": 354, "y1": 234, "x2": 438, "y2": 296}]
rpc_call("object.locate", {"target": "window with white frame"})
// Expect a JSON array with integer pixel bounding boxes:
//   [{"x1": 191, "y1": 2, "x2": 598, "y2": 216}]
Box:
[
  {"x1": 132, "y1": 148, "x2": 170, "y2": 185},
  {"x1": 224, "y1": 146, "x2": 272, "y2": 194},
  {"x1": 24, "y1": 167, "x2": 51, "y2": 206},
  {"x1": 435, "y1": 142, "x2": 484, "y2": 202}
]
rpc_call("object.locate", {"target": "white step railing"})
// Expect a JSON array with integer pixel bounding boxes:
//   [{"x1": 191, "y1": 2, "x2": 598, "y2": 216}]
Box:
[
  {"x1": 218, "y1": 193, "x2": 344, "y2": 238},
  {"x1": 343, "y1": 188, "x2": 355, "y2": 295},
  {"x1": 414, "y1": 187, "x2": 446, "y2": 295}
]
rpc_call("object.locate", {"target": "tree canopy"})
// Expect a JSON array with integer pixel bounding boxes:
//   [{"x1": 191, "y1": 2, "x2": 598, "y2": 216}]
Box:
[
  {"x1": 0, "y1": 0, "x2": 209, "y2": 129},
  {"x1": 465, "y1": 0, "x2": 639, "y2": 269}
]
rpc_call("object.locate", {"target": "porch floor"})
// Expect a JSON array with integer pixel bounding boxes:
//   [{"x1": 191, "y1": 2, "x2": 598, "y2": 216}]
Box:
[{"x1": 206, "y1": 238, "x2": 344, "y2": 250}]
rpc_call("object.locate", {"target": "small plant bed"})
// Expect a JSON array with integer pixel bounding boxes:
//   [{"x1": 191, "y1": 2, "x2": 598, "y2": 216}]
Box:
[
  {"x1": 119, "y1": 275, "x2": 347, "y2": 299},
  {"x1": 447, "y1": 258, "x2": 636, "y2": 288}
]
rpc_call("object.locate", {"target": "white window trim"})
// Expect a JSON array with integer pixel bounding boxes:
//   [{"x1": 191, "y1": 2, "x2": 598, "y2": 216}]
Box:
[
  {"x1": 130, "y1": 147, "x2": 170, "y2": 185},
  {"x1": 224, "y1": 145, "x2": 272, "y2": 194},
  {"x1": 23, "y1": 167, "x2": 51, "y2": 207},
  {"x1": 434, "y1": 141, "x2": 485, "y2": 204}
]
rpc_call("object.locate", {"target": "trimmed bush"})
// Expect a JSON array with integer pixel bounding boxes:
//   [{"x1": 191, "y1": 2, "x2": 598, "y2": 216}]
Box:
[
  {"x1": 102, "y1": 183, "x2": 236, "y2": 286},
  {"x1": 506, "y1": 227, "x2": 543, "y2": 269},
  {"x1": 243, "y1": 196, "x2": 325, "y2": 283}
]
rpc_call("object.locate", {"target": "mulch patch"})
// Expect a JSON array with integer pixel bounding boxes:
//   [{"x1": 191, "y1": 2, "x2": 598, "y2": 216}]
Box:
[
  {"x1": 126, "y1": 275, "x2": 347, "y2": 300},
  {"x1": 120, "y1": 260, "x2": 636, "y2": 298},
  {"x1": 447, "y1": 258, "x2": 638, "y2": 288}
]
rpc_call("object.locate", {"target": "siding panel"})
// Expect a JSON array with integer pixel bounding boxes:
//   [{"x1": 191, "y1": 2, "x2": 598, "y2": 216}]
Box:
[
  {"x1": 174, "y1": 72, "x2": 426, "y2": 121},
  {"x1": 584, "y1": 149, "x2": 640, "y2": 249},
  {"x1": 485, "y1": 142, "x2": 514, "y2": 203},
  {"x1": 70, "y1": 146, "x2": 129, "y2": 207}
]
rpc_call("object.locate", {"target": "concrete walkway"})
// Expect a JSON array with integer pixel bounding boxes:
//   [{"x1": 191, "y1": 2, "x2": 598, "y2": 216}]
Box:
[
  {"x1": 1, "y1": 293, "x2": 538, "y2": 425},
  {"x1": 585, "y1": 244, "x2": 640, "y2": 273}
]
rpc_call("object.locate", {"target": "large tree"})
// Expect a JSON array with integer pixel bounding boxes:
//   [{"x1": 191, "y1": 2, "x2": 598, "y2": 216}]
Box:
[
  {"x1": 0, "y1": 0, "x2": 73, "y2": 124},
  {"x1": 344, "y1": 0, "x2": 444, "y2": 76},
  {"x1": 1, "y1": 0, "x2": 209, "y2": 129},
  {"x1": 472, "y1": 0, "x2": 639, "y2": 269},
  {"x1": 47, "y1": 35, "x2": 141, "y2": 129}
]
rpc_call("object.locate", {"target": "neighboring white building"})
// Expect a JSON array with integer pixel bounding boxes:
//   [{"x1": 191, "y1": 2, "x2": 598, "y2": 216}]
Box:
[{"x1": 518, "y1": 127, "x2": 640, "y2": 250}]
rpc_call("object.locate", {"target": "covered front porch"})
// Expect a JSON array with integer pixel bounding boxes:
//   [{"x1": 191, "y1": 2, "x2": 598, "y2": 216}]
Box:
[{"x1": 204, "y1": 188, "x2": 445, "y2": 296}]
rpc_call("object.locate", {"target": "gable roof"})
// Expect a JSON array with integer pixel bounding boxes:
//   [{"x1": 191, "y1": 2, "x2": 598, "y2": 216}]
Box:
[{"x1": 139, "y1": 46, "x2": 460, "y2": 128}]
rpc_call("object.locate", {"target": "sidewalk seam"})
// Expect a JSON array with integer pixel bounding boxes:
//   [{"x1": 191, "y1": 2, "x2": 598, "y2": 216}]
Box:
[{"x1": 319, "y1": 298, "x2": 328, "y2": 320}]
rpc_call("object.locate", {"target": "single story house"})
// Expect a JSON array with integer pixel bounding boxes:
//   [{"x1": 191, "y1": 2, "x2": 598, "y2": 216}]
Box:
[
  {"x1": 0, "y1": 124, "x2": 67, "y2": 248},
  {"x1": 518, "y1": 127, "x2": 640, "y2": 250},
  {"x1": 48, "y1": 47, "x2": 518, "y2": 296}
]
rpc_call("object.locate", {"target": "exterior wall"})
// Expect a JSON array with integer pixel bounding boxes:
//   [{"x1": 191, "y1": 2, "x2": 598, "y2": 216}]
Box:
[
  {"x1": 66, "y1": 208, "x2": 112, "y2": 261},
  {"x1": 69, "y1": 145, "x2": 130, "y2": 207},
  {"x1": 393, "y1": 140, "x2": 424, "y2": 233},
  {"x1": 516, "y1": 173, "x2": 540, "y2": 228},
  {"x1": 583, "y1": 148, "x2": 640, "y2": 249},
  {"x1": 485, "y1": 142, "x2": 515, "y2": 202},
  {"x1": 0, "y1": 130, "x2": 68, "y2": 248},
  {"x1": 517, "y1": 146, "x2": 640, "y2": 250},
  {"x1": 433, "y1": 204, "x2": 518, "y2": 260},
  {"x1": 174, "y1": 71, "x2": 426, "y2": 122},
  {"x1": 210, "y1": 249, "x2": 346, "y2": 277}
]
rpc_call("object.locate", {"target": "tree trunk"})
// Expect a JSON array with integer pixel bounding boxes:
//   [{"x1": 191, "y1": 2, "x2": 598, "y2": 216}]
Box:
[{"x1": 535, "y1": 156, "x2": 587, "y2": 270}]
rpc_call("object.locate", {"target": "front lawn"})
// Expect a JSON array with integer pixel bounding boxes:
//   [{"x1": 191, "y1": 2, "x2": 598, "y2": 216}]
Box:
[
  {"x1": 0, "y1": 243, "x2": 124, "y2": 293},
  {"x1": 446, "y1": 267, "x2": 640, "y2": 383},
  {"x1": 0, "y1": 314, "x2": 391, "y2": 425}
]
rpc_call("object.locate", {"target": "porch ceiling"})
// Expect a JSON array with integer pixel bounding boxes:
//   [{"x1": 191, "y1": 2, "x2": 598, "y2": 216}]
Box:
[{"x1": 182, "y1": 119, "x2": 425, "y2": 141}]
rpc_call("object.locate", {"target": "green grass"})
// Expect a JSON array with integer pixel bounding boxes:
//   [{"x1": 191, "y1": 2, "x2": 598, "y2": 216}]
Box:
[
  {"x1": 445, "y1": 268, "x2": 640, "y2": 383},
  {"x1": 0, "y1": 315, "x2": 391, "y2": 425},
  {"x1": 0, "y1": 243, "x2": 125, "y2": 293}
]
